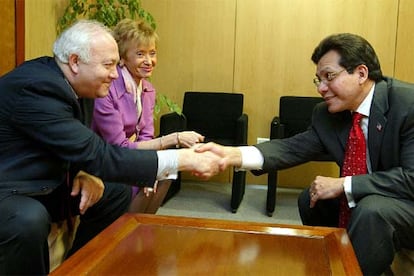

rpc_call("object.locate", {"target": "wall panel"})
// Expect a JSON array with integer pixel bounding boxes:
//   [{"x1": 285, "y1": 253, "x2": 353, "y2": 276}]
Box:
[
  {"x1": 25, "y1": 0, "x2": 67, "y2": 59},
  {"x1": 233, "y1": 0, "x2": 398, "y2": 186},
  {"x1": 142, "y1": 0, "x2": 237, "y2": 109},
  {"x1": 395, "y1": 0, "x2": 414, "y2": 82}
]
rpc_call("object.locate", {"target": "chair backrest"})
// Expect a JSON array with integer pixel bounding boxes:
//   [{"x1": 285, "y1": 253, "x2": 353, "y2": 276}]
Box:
[
  {"x1": 279, "y1": 96, "x2": 324, "y2": 137},
  {"x1": 182, "y1": 91, "x2": 244, "y2": 142}
]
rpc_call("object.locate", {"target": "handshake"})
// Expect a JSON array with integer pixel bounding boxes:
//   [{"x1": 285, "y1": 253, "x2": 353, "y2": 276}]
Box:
[
  {"x1": 176, "y1": 142, "x2": 243, "y2": 179},
  {"x1": 72, "y1": 142, "x2": 243, "y2": 214}
]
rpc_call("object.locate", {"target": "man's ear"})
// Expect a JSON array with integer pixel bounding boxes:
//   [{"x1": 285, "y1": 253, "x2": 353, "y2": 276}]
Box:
[
  {"x1": 68, "y1": 54, "x2": 80, "y2": 74},
  {"x1": 357, "y1": 64, "x2": 369, "y2": 84}
]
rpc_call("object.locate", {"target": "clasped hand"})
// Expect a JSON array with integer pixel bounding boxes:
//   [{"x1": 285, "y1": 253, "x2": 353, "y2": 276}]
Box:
[{"x1": 180, "y1": 142, "x2": 241, "y2": 179}]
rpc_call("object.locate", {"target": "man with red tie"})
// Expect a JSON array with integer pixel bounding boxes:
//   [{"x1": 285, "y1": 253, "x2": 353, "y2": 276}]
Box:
[{"x1": 197, "y1": 33, "x2": 414, "y2": 275}]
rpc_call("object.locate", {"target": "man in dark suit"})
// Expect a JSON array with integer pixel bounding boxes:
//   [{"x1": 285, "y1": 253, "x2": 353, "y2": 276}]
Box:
[
  {"x1": 197, "y1": 33, "x2": 414, "y2": 275},
  {"x1": 0, "y1": 20, "x2": 220, "y2": 275}
]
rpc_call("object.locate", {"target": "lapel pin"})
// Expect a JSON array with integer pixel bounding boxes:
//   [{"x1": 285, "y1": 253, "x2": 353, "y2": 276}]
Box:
[{"x1": 376, "y1": 123, "x2": 382, "y2": 131}]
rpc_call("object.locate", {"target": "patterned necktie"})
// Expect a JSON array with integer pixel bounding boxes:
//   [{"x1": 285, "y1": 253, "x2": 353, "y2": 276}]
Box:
[{"x1": 338, "y1": 112, "x2": 367, "y2": 228}]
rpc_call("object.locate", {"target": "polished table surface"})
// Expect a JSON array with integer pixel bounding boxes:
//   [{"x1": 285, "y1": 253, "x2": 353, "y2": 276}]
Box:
[{"x1": 51, "y1": 213, "x2": 361, "y2": 275}]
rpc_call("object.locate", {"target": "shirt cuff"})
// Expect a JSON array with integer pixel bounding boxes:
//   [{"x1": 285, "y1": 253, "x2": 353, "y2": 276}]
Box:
[
  {"x1": 238, "y1": 146, "x2": 264, "y2": 170},
  {"x1": 343, "y1": 176, "x2": 356, "y2": 208},
  {"x1": 156, "y1": 149, "x2": 178, "y2": 180}
]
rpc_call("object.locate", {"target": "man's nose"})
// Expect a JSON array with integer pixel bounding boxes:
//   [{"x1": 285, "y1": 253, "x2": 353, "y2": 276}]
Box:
[
  {"x1": 316, "y1": 81, "x2": 328, "y2": 95},
  {"x1": 110, "y1": 67, "x2": 119, "y2": 79}
]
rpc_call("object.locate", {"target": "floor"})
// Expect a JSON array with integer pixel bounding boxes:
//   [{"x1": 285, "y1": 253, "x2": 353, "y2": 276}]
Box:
[{"x1": 158, "y1": 181, "x2": 303, "y2": 226}]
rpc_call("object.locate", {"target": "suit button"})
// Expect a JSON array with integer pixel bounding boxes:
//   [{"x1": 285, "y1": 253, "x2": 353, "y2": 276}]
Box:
[
  {"x1": 41, "y1": 186, "x2": 49, "y2": 191},
  {"x1": 11, "y1": 190, "x2": 18, "y2": 194}
]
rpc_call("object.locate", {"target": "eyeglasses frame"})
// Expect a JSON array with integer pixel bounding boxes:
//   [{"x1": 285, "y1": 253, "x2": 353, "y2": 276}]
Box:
[{"x1": 313, "y1": 69, "x2": 346, "y2": 87}]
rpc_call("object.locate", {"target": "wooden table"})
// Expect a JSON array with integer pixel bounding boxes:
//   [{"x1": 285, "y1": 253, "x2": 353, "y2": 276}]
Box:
[{"x1": 51, "y1": 213, "x2": 361, "y2": 275}]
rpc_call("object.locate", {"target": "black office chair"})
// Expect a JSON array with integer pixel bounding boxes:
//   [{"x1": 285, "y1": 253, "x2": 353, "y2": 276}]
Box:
[
  {"x1": 160, "y1": 91, "x2": 248, "y2": 213},
  {"x1": 266, "y1": 96, "x2": 332, "y2": 217}
]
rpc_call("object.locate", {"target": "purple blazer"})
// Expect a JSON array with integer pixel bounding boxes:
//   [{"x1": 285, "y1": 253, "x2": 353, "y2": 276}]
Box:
[{"x1": 91, "y1": 66, "x2": 156, "y2": 150}]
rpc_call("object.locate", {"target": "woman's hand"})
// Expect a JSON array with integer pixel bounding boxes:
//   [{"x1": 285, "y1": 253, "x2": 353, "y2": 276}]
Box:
[{"x1": 177, "y1": 131, "x2": 204, "y2": 148}]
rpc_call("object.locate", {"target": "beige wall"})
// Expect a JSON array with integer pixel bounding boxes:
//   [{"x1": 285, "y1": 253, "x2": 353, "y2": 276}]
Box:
[
  {"x1": 24, "y1": 0, "x2": 67, "y2": 59},
  {"x1": 395, "y1": 0, "x2": 414, "y2": 83},
  {"x1": 25, "y1": 0, "x2": 414, "y2": 187}
]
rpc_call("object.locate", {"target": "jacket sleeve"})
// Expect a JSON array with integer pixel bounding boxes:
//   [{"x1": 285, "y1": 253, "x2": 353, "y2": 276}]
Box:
[
  {"x1": 254, "y1": 127, "x2": 330, "y2": 174},
  {"x1": 11, "y1": 82, "x2": 158, "y2": 186}
]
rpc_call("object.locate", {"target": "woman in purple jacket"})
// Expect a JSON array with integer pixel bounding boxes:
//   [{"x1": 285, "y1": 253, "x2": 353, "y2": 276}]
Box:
[{"x1": 92, "y1": 19, "x2": 204, "y2": 213}]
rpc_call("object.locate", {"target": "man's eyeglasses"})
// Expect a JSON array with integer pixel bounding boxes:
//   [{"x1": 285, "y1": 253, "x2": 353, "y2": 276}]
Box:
[{"x1": 313, "y1": 69, "x2": 346, "y2": 87}]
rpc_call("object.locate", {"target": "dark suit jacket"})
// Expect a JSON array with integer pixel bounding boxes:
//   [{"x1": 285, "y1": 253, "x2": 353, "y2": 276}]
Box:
[
  {"x1": 0, "y1": 57, "x2": 158, "y2": 200},
  {"x1": 255, "y1": 77, "x2": 414, "y2": 203}
]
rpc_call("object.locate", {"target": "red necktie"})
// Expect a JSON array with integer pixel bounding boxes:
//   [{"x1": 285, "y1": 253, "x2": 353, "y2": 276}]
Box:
[{"x1": 338, "y1": 112, "x2": 367, "y2": 228}]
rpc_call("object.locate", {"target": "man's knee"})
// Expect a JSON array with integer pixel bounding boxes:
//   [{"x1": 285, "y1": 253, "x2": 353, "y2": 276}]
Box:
[
  {"x1": 104, "y1": 182, "x2": 132, "y2": 210},
  {"x1": 0, "y1": 196, "x2": 51, "y2": 274},
  {"x1": 352, "y1": 195, "x2": 395, "y2": 225},
  {"x1": 298, "y1": 188, "x2": 310, "y2": 208},
  {"x1": 84, "y1": 182, "x2": 131, "y2": 220},
  {"x1": 297, "y1": 188, "x2": 311, "y2": 222},
  {"x1": 0, "y1": 196, "x2": 50, "y2": 241}
]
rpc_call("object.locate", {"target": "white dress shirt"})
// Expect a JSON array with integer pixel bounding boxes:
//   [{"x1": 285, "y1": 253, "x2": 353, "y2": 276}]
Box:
[
  {"x1": 156, "y1": 150, "x2": 178, "y2": 180},
  {"x1": 344, "y1": 84, "x2": 374, "y2": 207}
]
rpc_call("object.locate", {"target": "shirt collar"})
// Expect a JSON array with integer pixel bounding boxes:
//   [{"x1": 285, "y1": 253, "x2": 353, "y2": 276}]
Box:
[
  {"x1": 356, "y1": 83, "x2": 375, "y2": 117},
  {"x1": 64, "y1": 78, "x2": 78, "y2": 99}
]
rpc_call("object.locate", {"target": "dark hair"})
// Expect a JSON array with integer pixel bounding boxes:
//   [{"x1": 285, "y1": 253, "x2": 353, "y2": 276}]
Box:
[{"x1": 311, "y1": 33, "x2": 383, "y2": 82}]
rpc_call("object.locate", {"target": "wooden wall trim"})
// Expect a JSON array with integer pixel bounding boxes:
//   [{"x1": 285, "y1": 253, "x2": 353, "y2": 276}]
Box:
[{"x1": 15, "y1": 0, "x2": 25, "y2": 65}]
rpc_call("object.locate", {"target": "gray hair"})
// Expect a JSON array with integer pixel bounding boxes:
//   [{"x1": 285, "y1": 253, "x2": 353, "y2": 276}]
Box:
[{"x1": 53, "y1": 20, "x2": 112, "y2": 64}]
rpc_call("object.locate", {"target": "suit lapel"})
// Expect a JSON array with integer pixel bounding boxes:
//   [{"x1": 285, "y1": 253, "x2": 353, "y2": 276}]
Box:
[
  {"x1": 368, "y1": 80, "x2": 389, "y2": 171},
  {"x1": 335, "y1": 111, "x2": 352, "y2": 151}
]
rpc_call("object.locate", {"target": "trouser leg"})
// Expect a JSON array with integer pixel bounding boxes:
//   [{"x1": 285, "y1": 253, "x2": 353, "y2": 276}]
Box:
[
  {"x1": 297, "y1": 187, "x2": 339, "y2": 227},
  {"x1": 67, "y1": 182, "x2": 131, "y2": 256},
  {"x1": 0, "y1": 195, "x2": 51, "y2": 275},
  {"x1": 348, "y1": 195, "x2": 414, "y2": 275}
]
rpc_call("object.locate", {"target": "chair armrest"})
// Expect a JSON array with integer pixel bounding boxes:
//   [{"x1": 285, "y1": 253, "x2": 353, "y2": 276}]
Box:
[
  {"x1": 159, "y1": 112, "x2": 187, "y2": 136},
  {"x1": 270, "y1": 116, "x2": 285, "y2": 139},
  {"x1": 235, "y1": 113, "x2": 248, "y2": 145}
]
